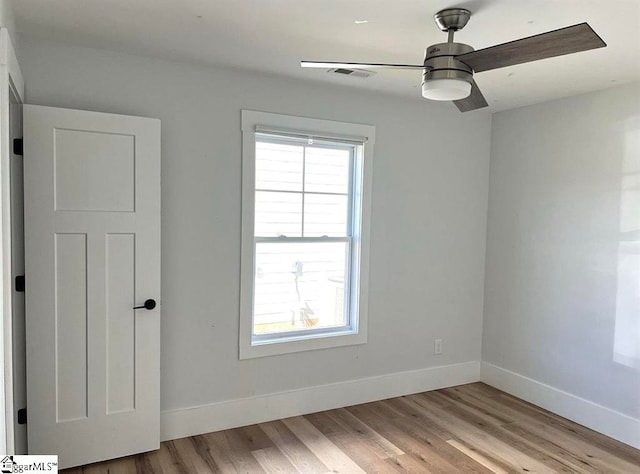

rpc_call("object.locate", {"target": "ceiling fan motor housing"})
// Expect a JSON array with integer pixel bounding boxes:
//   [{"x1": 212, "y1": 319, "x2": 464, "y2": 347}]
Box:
[{"x1": 422, "y1": 42, "x2": 474, "y2": 86}]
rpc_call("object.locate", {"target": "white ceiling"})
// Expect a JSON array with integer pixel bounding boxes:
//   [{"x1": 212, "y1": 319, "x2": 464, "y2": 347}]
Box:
[{"x1": 13, "y1": 0, "x2": 640, "y2": 112}]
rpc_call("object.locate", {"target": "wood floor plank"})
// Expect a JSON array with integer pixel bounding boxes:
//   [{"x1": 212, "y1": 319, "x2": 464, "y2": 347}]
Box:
[
  {"x1": 446, "y1": 439, "x2": 510, "y2": 474},
  {"x1": 134, "y1": 450, "x2": 165, "y2": 474},
  {"x1": 169, "y1": 436, "x2": 216, "y2": 473},
  {"x1": 166, "y1": 438, "x2": 211, "y2": 474},
  {"x1": 496, "y1": 392, "x2": 640, "y2": 465},
  {"x1": 62, "y1": 382, "x2": 640, "y2": 474},
  {"x1": 306, "y1": 411, "x2": 405, "y2": 473},
  {"x1": 252, "y1": 447, "x2": 299, "y2": 473},
  {"x1": 435, "y1": 389, "x2": 598, "y2": 473},
  {"x1": 188, "y1": 435, "x2": 224, "y2": 473},
  {"x1": 383, "y1": 453, "x2": 438, "y2": 474},
  {"x1": 155, "y1": 440, "x2": 195, "y2": 474},
  {"x1": 439, "y1": 387, "x2": 516, "y2": 425},
  {"x1": 104, "y1": 457, "x2": 138, "y2": 474},
  {"x1": 418, "y1": 391, "x2": 588, "y2": 473},
  {"x1": 282, "y1": 416, "x2": 366, "y2": 474},
  {"x1": 238, "y1": 425, "x2": 274, "y2": 452},
  {"x1": 71, "y1": 462, "x2": 103, "y2": 473},
  {"x1": 504, "y1": 419, "x2": 640, "y2": 473},
  {"x1": 369, "y1": 399, "x2": 413, "y2": 419},
  {"x1": 397, "y1": 394, "x2": 558, "y2": 473},
  {"x1": 201, "y1": 430, "x2": 266, "y2": 473},
  {"x1": 442, "y1": 390, "x2": 601, "y2": 473},
  {"x1": 468, "y1": 384, "x2": 639, "y2": 458},
  {"x1": 411, "y1": 392, "x2": 583, "y2": 473},
  {"x1": 381, "y1": 397, "x2": 462, "y2": 440},
  {"x1": 73, "y1": 455, "x2": 137, "y2": 474},
  {"x1": 76, "y1": 463, "x2": 110, "y2": 474},
  {"x1": 380, "y1": 398, "x2": 514, "y2": 473},
  {"x1": 460, "y1": 382, "x2": 506, "y2": 399},
  {"x1": 501, "y1": 422, "x2": 615, "y2": 474},
  {"x1": 453, "y1": 385, "x2": 640, "y2": 469},
  {"x1": 259, "y1": 420, "x2": 328, "y2": 472},
  {"x1": 324, "y1": 407, "x2": 404, "y2": 459},
  {"x1": 347, "y1": 401, "x2": 493, "y2": 473}
]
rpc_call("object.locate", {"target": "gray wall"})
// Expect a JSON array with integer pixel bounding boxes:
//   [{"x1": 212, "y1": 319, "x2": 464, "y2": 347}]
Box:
[
  {"x1": 18, "y1": 37, "x2": 491, "y2": 412},
  {"x1": 0, "y1": 0, "x2": 16, "y2": 45},
  {"x1": 484, "y1": 82, "x2": 640, "y2": 418}
]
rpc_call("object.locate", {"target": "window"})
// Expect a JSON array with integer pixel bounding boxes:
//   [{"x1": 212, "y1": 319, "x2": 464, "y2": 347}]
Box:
[{"x1": 240, "y1": 111, "x2": 375, "y2": 358}]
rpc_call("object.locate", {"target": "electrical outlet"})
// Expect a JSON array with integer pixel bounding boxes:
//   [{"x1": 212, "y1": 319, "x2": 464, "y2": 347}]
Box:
[{"x1": 434, "y1": 339, "x2": 443, "y2": 355}]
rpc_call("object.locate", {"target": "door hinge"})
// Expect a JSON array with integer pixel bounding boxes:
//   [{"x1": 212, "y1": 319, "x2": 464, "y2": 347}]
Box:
[
  {"x1": 15, "y1": 275, "x2": 25, "y2": 292},
  {"x1": 17, "y1": 408, "x2": 26, "y2": 425},
  {"x1": 13, "y1": 138, "x2": 23, "y2": 156}
]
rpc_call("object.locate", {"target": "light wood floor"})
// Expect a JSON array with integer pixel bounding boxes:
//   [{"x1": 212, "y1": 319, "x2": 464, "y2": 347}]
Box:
[{"x1": 64, "y1": 383, "x2": 640, "y2": 473}]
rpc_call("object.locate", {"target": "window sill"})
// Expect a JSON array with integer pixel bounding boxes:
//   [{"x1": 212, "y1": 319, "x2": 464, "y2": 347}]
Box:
[{"x1": 239, "y1": 328, "x2": 367, "y2": 360}]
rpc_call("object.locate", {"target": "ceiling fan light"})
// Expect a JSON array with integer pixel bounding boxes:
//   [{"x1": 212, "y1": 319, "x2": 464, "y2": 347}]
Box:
[{"x1": 422, "y1": 78, "x2": 472, "y2": 101}]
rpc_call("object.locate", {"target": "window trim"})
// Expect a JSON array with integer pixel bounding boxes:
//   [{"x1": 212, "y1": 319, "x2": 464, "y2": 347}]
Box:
[{"x1": 240, "y1": 110, "x2": 375, "y2": 359}]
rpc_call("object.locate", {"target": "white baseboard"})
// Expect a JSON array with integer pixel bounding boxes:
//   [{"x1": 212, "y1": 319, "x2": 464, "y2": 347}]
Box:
[
  {"x1": 481, "y1": 361, "x2": 640, "y2": 449},
  {"x1": 160, "y1": 360, "x2": 481, "y2": 441}
]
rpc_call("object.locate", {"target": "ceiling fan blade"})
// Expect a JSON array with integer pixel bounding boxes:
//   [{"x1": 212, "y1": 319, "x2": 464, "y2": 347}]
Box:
[
  {"x1": 453, "y1": 79, "x2": 488, "y2": 112},
  {"x1": 455, "y1": 23, "x2": 606, "y2": 73},
  {"x1": 301, "y1": 61, "x2": 426, "y2": 70}
]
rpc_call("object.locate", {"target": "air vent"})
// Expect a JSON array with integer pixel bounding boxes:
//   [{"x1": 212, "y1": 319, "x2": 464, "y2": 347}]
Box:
[{"x1": 327, "y1": 68, "x2": 375, "y2": 79}]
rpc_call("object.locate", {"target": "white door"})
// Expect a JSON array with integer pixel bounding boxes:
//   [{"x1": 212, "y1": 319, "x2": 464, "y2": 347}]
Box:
[
  {"x1": 9, "y1": 91, "x2": 26, "y2": 455},
  {"x1": 23, "y1": 105, "x2": 161, "y2": 469}
]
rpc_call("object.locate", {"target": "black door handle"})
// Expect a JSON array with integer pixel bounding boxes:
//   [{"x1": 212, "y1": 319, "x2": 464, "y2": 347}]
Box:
[{"x1": 133, "y1": 299, "x2": 157, "y2": 310}]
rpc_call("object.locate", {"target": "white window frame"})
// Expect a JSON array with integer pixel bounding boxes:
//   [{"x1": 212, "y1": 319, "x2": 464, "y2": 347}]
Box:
[{"x1": 240, "y1": 110, "x2": 375, "y2": 359}]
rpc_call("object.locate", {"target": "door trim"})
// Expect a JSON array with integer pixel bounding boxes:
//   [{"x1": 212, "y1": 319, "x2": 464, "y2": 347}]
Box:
[{"x1": 0, "y1": 27, "x2": 24, "y2": 455}]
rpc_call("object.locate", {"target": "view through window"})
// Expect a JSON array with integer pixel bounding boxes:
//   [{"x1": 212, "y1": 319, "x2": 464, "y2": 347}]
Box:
[{"x1": 252, "y1": 134, "x2": 357, "y2": 339}]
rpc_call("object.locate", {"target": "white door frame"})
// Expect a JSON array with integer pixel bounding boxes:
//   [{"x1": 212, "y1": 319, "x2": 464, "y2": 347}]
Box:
[{"x1": 0, "y1": 27, "x2": 25, "y2": 455}]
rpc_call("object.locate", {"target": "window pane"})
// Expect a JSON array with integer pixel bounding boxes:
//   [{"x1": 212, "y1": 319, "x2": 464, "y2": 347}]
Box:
[
  {"x1": 304, "y1": 147, "x2": 351, "y2": 194},
  {"x1": 256, "y1": 141, "x2": 303, "y2": 191},
  {"x1": 255, "y1": 191, "x2": 302, "y2": 237},
  {"x1": 253, "y1": 242, "x2": 349, "y2": 335},
  {"x1": 303, "y1": 193, "x2": 349, "y2": 237}
]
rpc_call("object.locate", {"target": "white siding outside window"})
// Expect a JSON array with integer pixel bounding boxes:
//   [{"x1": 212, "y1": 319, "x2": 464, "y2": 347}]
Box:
[{"x1": 240, "y1": 111, "x2": 375, "y2": 359}]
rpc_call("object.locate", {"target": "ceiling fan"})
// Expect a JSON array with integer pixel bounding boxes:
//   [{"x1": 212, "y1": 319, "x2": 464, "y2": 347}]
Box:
[{"x1": 301, "y1": 8, "x2": 606, "y2": 112}]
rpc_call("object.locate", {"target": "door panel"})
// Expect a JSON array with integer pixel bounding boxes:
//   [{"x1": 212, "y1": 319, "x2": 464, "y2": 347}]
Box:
[
  {"x1": 24, "y1": 105, "x2": 161, "y2": 468},
  {"x1": 54, "y1": 233, "x2": 88, "y2": 423},
  {"x1": 54, "y1": 129, "x2": 135, "y2": 212},
  {"x1": 106, "y1": 233, "x2": 135, "y2": 415}
]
